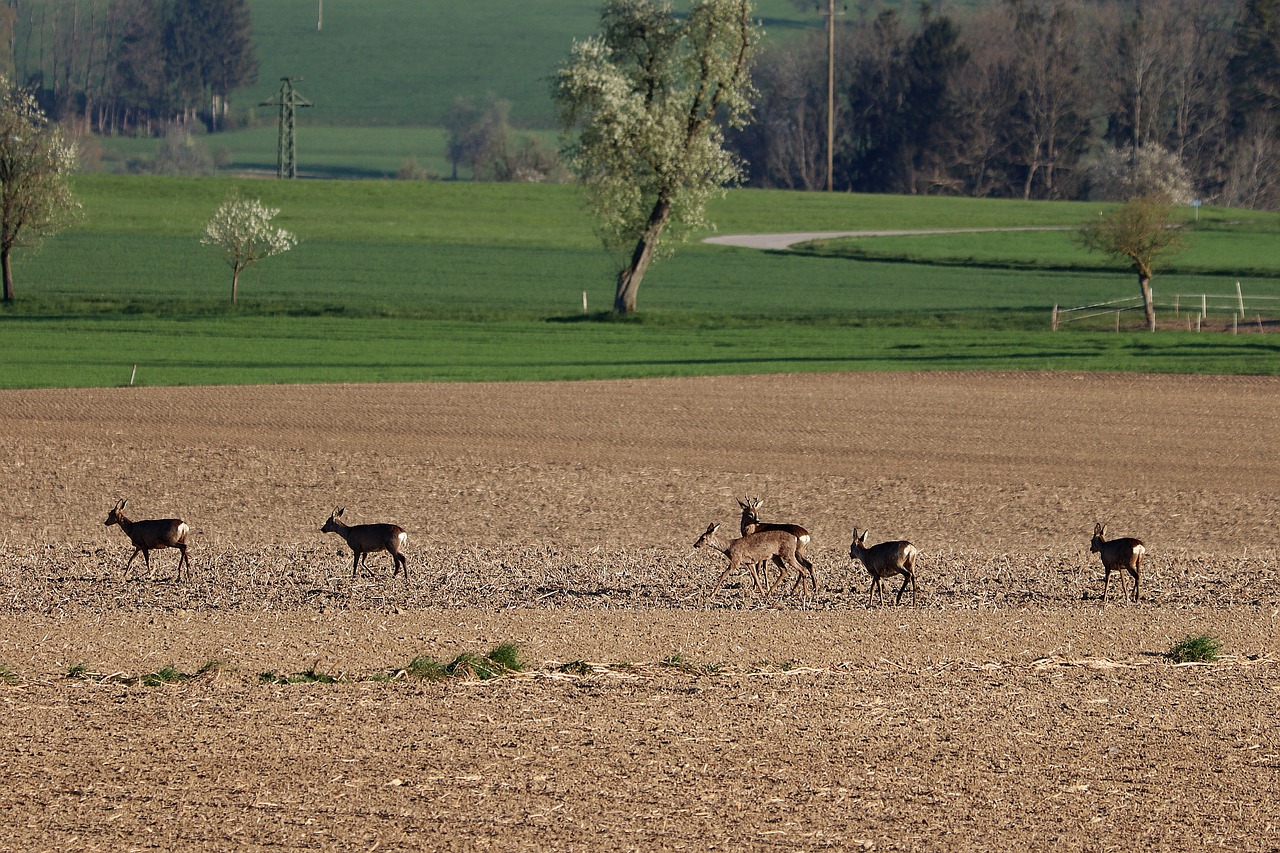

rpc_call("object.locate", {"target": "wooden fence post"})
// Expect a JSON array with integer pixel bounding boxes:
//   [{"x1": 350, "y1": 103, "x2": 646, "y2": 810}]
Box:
[{"x1": 1052, "y1": 304, "x2": 1058, "y2": 331}]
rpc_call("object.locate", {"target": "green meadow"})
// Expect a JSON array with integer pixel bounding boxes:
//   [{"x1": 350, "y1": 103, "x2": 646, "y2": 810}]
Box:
[{"x1": 1, "y1": 176, "x2": 1278, "y2": 389}]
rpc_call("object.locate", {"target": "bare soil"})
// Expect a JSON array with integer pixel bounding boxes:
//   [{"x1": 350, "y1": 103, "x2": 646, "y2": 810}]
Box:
[{"x1": 2, "y1": 372, "x2": 1278, "y2": 851}]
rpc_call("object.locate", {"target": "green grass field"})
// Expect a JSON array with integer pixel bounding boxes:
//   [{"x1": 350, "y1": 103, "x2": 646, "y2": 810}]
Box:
[{"x1": 2, "y1": 177, "x2": 1278, "y2": 389}]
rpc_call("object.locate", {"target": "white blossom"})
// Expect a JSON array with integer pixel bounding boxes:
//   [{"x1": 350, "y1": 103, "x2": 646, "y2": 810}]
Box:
[{"x1": 201, "y1": 189, "x2": 297, "y2": 303}]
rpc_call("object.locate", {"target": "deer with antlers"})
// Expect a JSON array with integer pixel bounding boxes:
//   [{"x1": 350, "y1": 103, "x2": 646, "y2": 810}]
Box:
[
  {"x1": 849, "y1": 528, "x2": 918, "y2": 607},
  {"x1": 1090, "y1": 522, "x2": 1145, "y2": 603},
  {"x1": 693, "y1": 522, "x2": 808, "y2": 605},
  {"x1": 321, "y1": 507, "x2": 409, "y2": 579},
  {"x1": 104, "y1": 499, "x2": 192, "y2": 581},
  {"x1": 738, "y1": 497, "x2": 817, "y2": 596}
]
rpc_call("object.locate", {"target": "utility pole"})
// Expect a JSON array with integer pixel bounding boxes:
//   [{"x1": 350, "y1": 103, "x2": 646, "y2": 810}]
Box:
[
  {"x1": 259, "y1": 77, "x2": 313, "y2": 179},
  {"x1": 819, "y1": 0, "x2": 844, "y2": 192}
]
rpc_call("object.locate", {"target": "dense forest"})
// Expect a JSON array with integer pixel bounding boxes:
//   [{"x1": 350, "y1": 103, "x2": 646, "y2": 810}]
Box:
[
  {"x1": 737, "y1": 0, "x2": 1280, "y2": 208},
  {"x1": 2, "y1": 0, "x2": 1278, "y2": 209},
  {"x1": 0, "y1": 0, "x2": 257, "y2": 134}
]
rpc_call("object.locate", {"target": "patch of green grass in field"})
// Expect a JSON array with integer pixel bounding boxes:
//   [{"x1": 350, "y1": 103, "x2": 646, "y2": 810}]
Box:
[
  {"x1": 5, "y1": 314, "x2": 1278, "y2": 387},
  {"x1": 797, "y1": 216, "x2": 1280, "y2": 280},
  {"x1": 5, "y1": 177, "x2": 1280, "y2": 388},
  {"x1": 1166, "y1": 634, "x2": 1223, "y2": 663}
]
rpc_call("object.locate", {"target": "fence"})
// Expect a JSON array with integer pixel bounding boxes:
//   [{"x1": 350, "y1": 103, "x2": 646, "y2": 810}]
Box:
[{"x1": 1053, "y1": 285, "x2": 1280, "y2": 332}]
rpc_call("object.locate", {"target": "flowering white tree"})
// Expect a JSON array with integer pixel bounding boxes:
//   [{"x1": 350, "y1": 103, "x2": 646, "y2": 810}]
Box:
[
  {"x1": 201, "y1": 188, "x2": 297, "y2": 304},
  {"x1": 0, "y1": 78, "x2": 80, "y2": 302},
  {"x1": 554, "y1": 0, "x2": 759, "y2": 314}
]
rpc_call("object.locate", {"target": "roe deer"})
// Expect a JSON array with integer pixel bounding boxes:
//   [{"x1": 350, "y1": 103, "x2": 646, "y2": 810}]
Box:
[
  {"x1": 321, "y1": 507, "x2": 408, "y2": 579},
  {"x1": 1090, "y1": 522, "x2": 1145, "y2": 603},
  {"x1": 849, "y1": 528, "x2": 918, "y2": 607},
  {"x1": 738, "y1": 497, "x2": 817, "y2": 596},
  {"x1": 693, "y1": 522, "x2": 807, "y2": 605},
  {"x1": 104, "y1": 499, "x2": 191, "y2": 581}
]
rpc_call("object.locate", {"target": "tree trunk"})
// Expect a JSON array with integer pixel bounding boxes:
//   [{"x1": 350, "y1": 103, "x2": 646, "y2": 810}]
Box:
[
  {"x1": 614, "y1": 198, "x2": 672, "y2": 314},
  {"x1": 2, "y1": 247, "x2": 13, "y2": 302},
  {"x1": 231, "y1": 266, "x2": 241, "y2": 304},
  {"x1": 1138, "y1": 272, "x2": 1155, "y2": 331}
]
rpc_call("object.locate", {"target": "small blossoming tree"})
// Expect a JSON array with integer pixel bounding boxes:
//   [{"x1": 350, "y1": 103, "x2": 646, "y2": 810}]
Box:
[{"x1": 201, "y1": 188, "x2": 297, "y2": 304}]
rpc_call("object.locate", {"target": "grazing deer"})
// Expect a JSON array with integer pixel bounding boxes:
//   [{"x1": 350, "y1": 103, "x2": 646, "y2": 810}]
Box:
[
  {"x1": 849, "y1": 528, "x2": 918, "y2": 607},
  {"x1": 738, "y1": 497, "x2": 817, "y2": 596},
  {"x1": 693, "y1": 522, "x2": 807, "y2": 605},
  {"x1": 1090, "y1": 522, "x2": 1145, "y2": 603},
  {"x1": 104, "y1": 499, "x2": 191, "y2": 581},
  {"x1": 321, "y1": 507, "x2": 408, "y2": 579}
]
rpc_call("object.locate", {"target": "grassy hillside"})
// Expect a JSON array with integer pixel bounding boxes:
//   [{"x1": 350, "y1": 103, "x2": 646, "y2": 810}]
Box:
[
  {"x1": 2, "y1": 177, "x2": 1278, "y2": 388},
  {"x1": 240, "y1": 0, "x2": 832, "y2": 129}
]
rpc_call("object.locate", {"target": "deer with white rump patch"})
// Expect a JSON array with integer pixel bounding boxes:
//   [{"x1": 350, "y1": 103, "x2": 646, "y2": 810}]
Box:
[
  {"x1": 104, "y1": 499, "x2": 191, "y2": 581},
  {"x1": 1090, "y1": 522, "x2": 1145, "y2": 603},
  {"x1": 693, "y1": 522, "x2": 807, "y2": 605},
  {"x1": 849, "y1": 528, "x2": 918, "y2": 607},
  {"x1": 321, "y1": 507, "x2": 408, "y2": 579},
  {"x1": 738, "y1": 497, "x2": 816, "y2": 596}
]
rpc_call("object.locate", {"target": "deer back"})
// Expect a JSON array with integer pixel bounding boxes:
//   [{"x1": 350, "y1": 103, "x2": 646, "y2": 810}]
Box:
[
  {"x1": 730, "y1": 527, "x2": 799, "y2": 563},
  {"x1": 1091, "y1": 524, "x2": 1144, "y2": 570},
  {"x1": 105, "y1": 500, "x2": 187, "y2": 548},
  {"x1": 738, "y1": 497, "x2": 810, "y2": 543},
  {"x1": 850, "y1": 530, "x2": 916, "y2": 576}
]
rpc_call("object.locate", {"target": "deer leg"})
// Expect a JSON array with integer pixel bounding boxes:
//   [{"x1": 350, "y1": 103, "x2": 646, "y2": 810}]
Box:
[
  {"x1": 909, "y1": 572, "x2": 917, "y2": 608},
  {"x1": 142, "y1": 549, "x2": 155, "y2": 580},
  {"x1": 175, "y1": 544, "x2": 189, "y2": 581},
  {"x1": 395, "y1": 552, "x2": 408, "y2": 580},
  {"x1": 704, "y1": 560, "x2": 739, "y2": 606},
  {"x1": 1129, "y1": 567, "x2": 1140, "y2": 602},
  {"x1": 1101, "y1": 568, "x2": 1112, "y2": 603},
  {"x1": 123, "y1": 549, "x2": 141, "y2": 579},
  {"x1": 894, "y1": 574, "x2": 909, "y2": 606},
  {"x1": 766, "y1": 563, "x2": 790, "y2": 597},
  {"x1": 351, "y1": 551, "x2": 361, "y2": 578}
]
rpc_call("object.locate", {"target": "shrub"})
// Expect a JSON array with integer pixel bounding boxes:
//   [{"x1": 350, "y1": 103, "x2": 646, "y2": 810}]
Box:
[{"x1": 1166, "y1": 634, "x2": 1222, "y2": 663}]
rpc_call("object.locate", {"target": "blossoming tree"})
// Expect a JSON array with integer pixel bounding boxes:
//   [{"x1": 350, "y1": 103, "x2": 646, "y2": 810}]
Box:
[{"x1": 201, "y1": 188, "x2": 297, "y2": 304}]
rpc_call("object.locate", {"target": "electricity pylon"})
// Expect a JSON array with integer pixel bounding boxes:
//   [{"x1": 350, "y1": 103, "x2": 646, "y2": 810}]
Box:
[{"x1": 259, "y1": 77, "x2": 313, "y2": 179}]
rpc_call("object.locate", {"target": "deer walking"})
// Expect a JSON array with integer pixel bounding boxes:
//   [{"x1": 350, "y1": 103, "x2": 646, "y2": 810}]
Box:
[
  {"x1": 694, "y1": 522, "x2": 807, "y2": 605},
  {"x1": 738, "y1": 497, "x2": 817, "y2": 596},
  {"x1": 321, "y1": 507, "x2": 408, "y2": 579},
  {"x1": 104, "y1": 499, "x2": 191, "y2": 581},
  {"x1": 849, "y1": 528, "x2": 918, "y2": 607},
  {"x1": 1090, "y1": 522, "x2": 1145, "y2": 603}
]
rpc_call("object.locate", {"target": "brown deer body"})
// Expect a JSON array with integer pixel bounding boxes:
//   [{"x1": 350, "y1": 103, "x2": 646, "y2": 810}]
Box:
[
  {"x1": 321, "y1": 507, "x2": 408, "y2": 579},
  {"x1": 849, "y1": 528, "x2": 918, "y2": 607},
  {"x1": 104, "y1": 499, "x2": 191, "y2": 581},
  {"x1": 738, "y1": 497, "x2": 817, "y2": 596},
  {"x1": 1090, "y1": 522, "x2": 1145, "y2": 603},
  {"x1": 694, "y1": 522, "x2": 807, "y2": 605}
]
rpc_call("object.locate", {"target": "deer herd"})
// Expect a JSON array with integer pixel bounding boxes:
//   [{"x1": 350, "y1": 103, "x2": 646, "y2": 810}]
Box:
[{"x1": 101, "y1": 496, "x2": 1148, "y2": 607}]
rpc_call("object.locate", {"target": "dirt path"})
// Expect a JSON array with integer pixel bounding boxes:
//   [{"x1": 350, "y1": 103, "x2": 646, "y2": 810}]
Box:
[{"x1": 1, "y1": 372, "x2": 1278, "y2": 850}]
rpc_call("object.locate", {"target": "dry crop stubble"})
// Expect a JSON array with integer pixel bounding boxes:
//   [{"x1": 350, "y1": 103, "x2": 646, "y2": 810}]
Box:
[{"x1": 1, "y1": 373, "x2": 1279, "y2": 850}]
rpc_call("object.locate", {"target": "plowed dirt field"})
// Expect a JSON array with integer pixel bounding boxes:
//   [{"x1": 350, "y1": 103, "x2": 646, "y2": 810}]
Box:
[{"x1": 1, "y1": 372, "x2": 1278, "y2": 851}]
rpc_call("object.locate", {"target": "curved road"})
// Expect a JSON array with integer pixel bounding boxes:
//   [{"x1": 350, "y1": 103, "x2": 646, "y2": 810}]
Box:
[{"x1": 703, "y1": 225, "x2": 1071, "y2": 251}]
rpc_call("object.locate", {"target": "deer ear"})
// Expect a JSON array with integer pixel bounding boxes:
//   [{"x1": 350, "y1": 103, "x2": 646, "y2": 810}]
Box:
[{"x1": 336, "y1": 507, "x2": 345, "y2": 517}]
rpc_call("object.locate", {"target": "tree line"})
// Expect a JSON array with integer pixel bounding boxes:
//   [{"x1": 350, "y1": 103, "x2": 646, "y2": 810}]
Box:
[
  {"x1": 733, "y1": 0, "x2": 1280, "y2": 209},
  {"x1": 1, "y1": 0, "x2": 258, "y2": 134}
]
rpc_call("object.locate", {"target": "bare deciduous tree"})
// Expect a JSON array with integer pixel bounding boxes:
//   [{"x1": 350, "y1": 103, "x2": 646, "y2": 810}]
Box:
[{"x1": 1078, "y1": 195, "x2": 1186, "y2": 331}]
